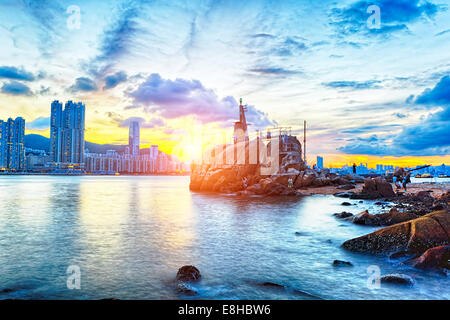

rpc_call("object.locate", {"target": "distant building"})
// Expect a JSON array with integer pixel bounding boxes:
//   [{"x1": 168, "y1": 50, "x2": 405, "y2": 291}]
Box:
[
  {"x1": 317, "y1": 156, "x2": 323, "y2": 169},
  {"x1": 49, "y1": 100, "x2": 85, "y2": 168},
  {"x1": 129, "y1": 120, "x2": 140, "y2": 156},
  {"x1": 150, "y1": 145, "x2": 158, "y2": 160},
  {"x1": 0, "y1": 117, "x2": 25, "y2": 171}
]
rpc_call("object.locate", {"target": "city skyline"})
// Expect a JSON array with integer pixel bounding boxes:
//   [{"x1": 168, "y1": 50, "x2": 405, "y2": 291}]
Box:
[{"x1": 0, "y1": 0, "x2": 449, "y2": 166}]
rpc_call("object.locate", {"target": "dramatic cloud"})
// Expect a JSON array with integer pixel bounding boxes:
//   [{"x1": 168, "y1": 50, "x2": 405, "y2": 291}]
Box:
[
  {"x1": 26, "y1": 117, "x2": 50, "y2": 131},
  {"x1": 129, "y1": 73, "x2": 275, "y2": 128},
  {"x1": 414, "y1": 75, "x2": 450, "y2": 105},
  {"x1": 88, "y1": 1, "x2": 144, "y2": 76},
  {"x1": 69, "y1": 77, "x2": 98, "y2": 92},
  {"x1": 1, "y1": 81, "x2": 32, "y2": 96},
  {"x1": 0, "y1": 66, "x2": 35, "y2": 81},
  {"x1": 118, "y1": 116, "x2": 165, "y2": 129},
  {"x1": 322, "y1": 80, "x2": 382, "y2": 90},
  {"x1": 330, "y1": 0, "x2": 441, "y2": 36},
  {"x1": 339, "y1": 75, "x2": 450, "y2": 156},
  {"x1": 104, "y1": 71, "x2": 127, "y2": 89}
]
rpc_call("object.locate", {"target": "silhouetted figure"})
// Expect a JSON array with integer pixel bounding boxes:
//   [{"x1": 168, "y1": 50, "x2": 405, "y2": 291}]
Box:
[{"x1": 352, "y1": 163, "x2": 356, "y2": 174}]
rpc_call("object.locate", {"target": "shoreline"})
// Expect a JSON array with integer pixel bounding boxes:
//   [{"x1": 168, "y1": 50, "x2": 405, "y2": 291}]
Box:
[{"x1": 299, "y1": 182, "x2": 450, "y2": 198}]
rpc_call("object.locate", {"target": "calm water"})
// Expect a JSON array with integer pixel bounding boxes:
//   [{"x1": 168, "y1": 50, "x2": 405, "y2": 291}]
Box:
[{"x1": 0, "y1": 176, "x2": 448, "y2": 300}]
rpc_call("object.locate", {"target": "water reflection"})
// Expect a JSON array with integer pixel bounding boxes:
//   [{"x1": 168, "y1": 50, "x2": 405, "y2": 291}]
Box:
[{"x1": 0, "y1": 176, "x2": 448, "y2": 300}]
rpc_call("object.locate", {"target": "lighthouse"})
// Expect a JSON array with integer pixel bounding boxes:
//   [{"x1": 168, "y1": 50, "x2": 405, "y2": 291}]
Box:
[{"x1": 233, "y1": 98, "x2": 249, "y2": 164}]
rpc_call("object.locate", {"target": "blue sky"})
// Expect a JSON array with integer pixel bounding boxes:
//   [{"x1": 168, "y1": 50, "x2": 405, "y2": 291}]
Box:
[{"x1": 0, "y1": 0, "x2": 449, "y2": 164}]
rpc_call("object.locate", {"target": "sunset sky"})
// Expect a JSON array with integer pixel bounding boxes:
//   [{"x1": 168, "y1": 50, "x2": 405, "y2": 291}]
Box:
[{"x1": 0, "y1": 0, "x2": 449, "y2": 166}]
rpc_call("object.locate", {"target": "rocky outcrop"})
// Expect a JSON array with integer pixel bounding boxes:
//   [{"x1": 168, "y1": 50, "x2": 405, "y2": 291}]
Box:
[
  {"x1": 351, "y1": 177, "x2": 395, "y2": 199},
  {"x1": 342, "y1": 210, "x2": 449, "y2": 255},
  {"x1": 350, "y1": 208, "x2": 419, "y2": 226},
  {"x1": 390, "y1": 191, "x2": 449, "y2": 216},
  {"x1": 407, "y1": 245, "x2": 450, "y2": 271},
  {"x1": 190, "y1": 163, "x2": 364, "y2": 195},
  {"x1": 176, "y1": 265, "x2": 201, "y2": 282}
]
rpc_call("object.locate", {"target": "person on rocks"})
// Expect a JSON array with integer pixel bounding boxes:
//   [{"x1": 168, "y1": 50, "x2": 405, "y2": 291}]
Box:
[
  {"x1": 242, "y1": 176, "x2": 248, "y2": 189},
  {"x1": 288, "y1": 178, "x2": 293, "y2": 189},
  {"x1": 352, "y1": 163, "x2": 356, "y2": 174},
  {"x1": 393, "y1": 167, "x2": 405, "y2": 191},
  {"x1": 402, "y1": 172, "x2": 411, "y2": 192}
]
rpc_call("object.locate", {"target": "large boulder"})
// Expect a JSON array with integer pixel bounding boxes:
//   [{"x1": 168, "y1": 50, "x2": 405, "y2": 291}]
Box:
[
  {"x1": 407, "y1": 245, "x2": 450, "y2": 270},
  {"x1": 342, "y1": 210, "x2": 449, "y2": 255},
  {"x1": 355, "y1": 177, "x2": 396, "y2": 199}
]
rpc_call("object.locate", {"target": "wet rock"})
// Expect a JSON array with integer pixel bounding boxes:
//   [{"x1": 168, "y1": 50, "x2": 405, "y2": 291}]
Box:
[
  {"x1": 350, "y1": 208, "x2": 419, "y2": 226},
  {"x1": 333, "y1": 211, "x2": 353, "y2": 219},
  {"x1": 332, "y1": 260, "x2": 353, "y2": 266},
  {"x1": 380, "y1": 274, "x2": 414, "y2": 285},
  {"x1": 341, "y1": 202, "x2": 352, "y2": 206},
  {"x1": 176, "y1": 265, "x2": 201, "y2": 282},
  {"x1": 342, "y1": 210, "x2": 449, "y2": 255},
  {"x1": 334, "y1": 192, "x2": 354, "y2": 198},
  {"x1": 389, "y1": 251, "x2": 413, "y2": 259},
  {"x1": 407, "y1": 245, "x2": 450, "y2": 270},
  {"x1": 177, "y1": 282, "x2": 198, "y2": 296}
]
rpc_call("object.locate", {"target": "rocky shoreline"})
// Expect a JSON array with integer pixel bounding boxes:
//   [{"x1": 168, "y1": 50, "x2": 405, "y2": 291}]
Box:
[{"x1": 191, "y1": 166, "x2": 450, "y2": 277}]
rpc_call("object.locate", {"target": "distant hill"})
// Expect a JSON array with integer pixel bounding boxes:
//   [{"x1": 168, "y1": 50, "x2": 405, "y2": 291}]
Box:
[{"x1": 24, "y1": 134, "x2": 126, "y2": 154}]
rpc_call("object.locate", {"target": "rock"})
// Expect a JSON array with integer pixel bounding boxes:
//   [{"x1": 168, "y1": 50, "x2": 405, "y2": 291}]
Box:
[
  {"x1": 351, "y1": 208, "x2": 419, "y2": 226},
  {"x1": 334, "y1": 192, "x2": 354, "y2": 198},
  {"x1": 389, "y1": 251, "x2": 412, "y2": 259},
  {"x1": 341, "y1": 202, "x2": 352, "y2": 206},
  {"x1": 408, "y1": 245, "x2": 450, "y2": 270},
  {"x1": 332, "y1": 260, "x2": 353, "y2": 266},
  {"x1": 176, "y1": 265, "x2": 201, "y2": 282},
  {"x1": 177, "y1": 283, "x2": 198, "y2": 296},
  {"x1": 337, "y1": 184, "x2": 356, "y2": 190},
  {"x1": 352, "y1": 177, "x2": 396, "y2": 199},
  {"x1": 380, "y1": 274, "x2": 414, "y2": 285},
  {"x1": 342, "y1": 210, "x2": 449, "y2": 255},
  {"x1": 415, "y1": 191, "x2": 433, "y2": 200},
  {"x1": 333, "y1": 211, "x2": 354, "y2": 219}
]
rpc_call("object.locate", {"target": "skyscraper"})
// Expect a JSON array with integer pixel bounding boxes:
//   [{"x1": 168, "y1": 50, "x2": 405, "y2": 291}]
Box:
[
  {"x1": 129, "y1": 120, "x2": 140, "y2": 156},
  {"x1": 49, "y1": 100, "x2": 85, "y2": 166},
  {"x1": 0, "y1": 117, "x2": 25, "y2": 171},
  {"x1": 317, "y1": 156, "x2": 324, "y2": 169}
]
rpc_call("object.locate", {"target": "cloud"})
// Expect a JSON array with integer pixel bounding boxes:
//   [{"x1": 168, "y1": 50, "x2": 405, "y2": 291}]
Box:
[
  {"x1": 338, "y1": 135, "x2": 397, "y2": 155},
  {"x1": 329, "y1": 0, "x2": 441, "y2": 36},
  {"x1": 338, "y1": 75, "x2": 450, "y2": 156},
  {"x1": 0, "y1": 66, "x2": 35, "y2": 81},
  {"x1": 118, "y1": 116, "x2": 165, "y2": 129},
  {"x1": 103, "y1": 71, "x2": 127, "y2": 89},
  {"x1": 26, "y1": 117, "x2": 50, "y2": 131},
  {"x1": 69, "y1": 77, "x2": 98, "y2": 92},
  {"x1": 129, "y1": 73, "x2": 275, "y2": 128},
  {"x1": 248, "y1": 67, "x2": 301, "y2": 75},
  {"x1": 1, "y1": 81, "x2": 32, "y2": 96},
  {"x1": 88, "y1": 1, "x2": 144, "y2": 77},
  {"x1": 414, "y1": 75, "x2": 450, "y2": 105},
  {"x1": 322, "y1": 80, "x2": 382, "y2": 89}
]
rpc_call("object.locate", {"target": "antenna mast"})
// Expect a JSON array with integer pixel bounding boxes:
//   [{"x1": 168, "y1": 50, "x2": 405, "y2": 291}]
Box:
[{"x1": 303, "y1": 120, "x2": 306, "y2": 165}]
